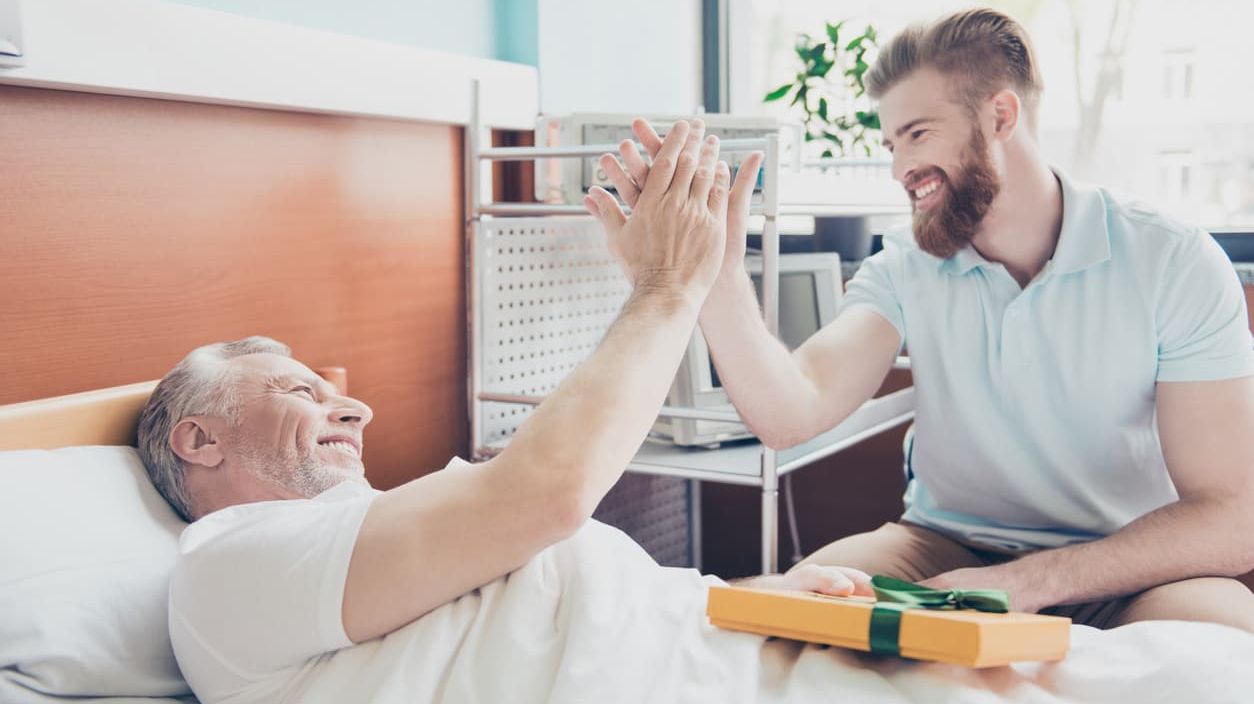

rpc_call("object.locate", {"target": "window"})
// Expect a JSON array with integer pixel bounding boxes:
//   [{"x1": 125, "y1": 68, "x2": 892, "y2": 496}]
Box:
[
  {"x1": 730, "y1": 0, "x2": 1254, "y2": 228},
  {"x1": 1160, "y1": 151, "x2": 1195, "y2": 204},
  {"x1": 1163, "y1": 49, "x2": 1196, "y2": 100}
]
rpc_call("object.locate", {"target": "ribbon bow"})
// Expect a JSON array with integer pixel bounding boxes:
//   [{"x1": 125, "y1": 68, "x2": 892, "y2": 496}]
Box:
[
  {"x1": 866, "y1": 575, "x2": 1010, "y2": 657},
  {"x1": 871, "y1": 575, "x2": 1010, "y2": 613}
]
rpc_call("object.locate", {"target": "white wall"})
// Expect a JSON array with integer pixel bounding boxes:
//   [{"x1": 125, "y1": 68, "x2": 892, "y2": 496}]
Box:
[
  {"x1": 0, "y1": 0, "x2": 538, "y2": 128},
  {"x1": 170, "y1": 0, "x2": 499, "y2": 60},
  {"x1": 537, "y1": 0, "x2": 703, "y2": 115}
]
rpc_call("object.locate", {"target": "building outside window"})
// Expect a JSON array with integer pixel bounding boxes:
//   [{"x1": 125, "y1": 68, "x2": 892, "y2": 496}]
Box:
[{"x1": 1162, "y1": 49, "x2": 1195, "y2": 101}]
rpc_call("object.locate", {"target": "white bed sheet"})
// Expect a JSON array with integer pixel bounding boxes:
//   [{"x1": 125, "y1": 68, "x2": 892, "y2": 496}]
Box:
[
  {"x1": 0, "y1": 693, "x2": 196, "y2": 704},
  {"x1": 276, "y1": 520, "x2": 1254, "y2": 704}
]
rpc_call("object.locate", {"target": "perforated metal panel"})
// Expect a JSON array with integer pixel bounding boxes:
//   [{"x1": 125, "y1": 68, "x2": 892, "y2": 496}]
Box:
[
  {"x1": 475, "y1": 216, "x2": 630, "y2": 443},
  {"x1": 593, "y1": 473, "x2": 697, "y2": 568},
  {"x1": 472, "y1": 215, "x2": 695, "y2": 566}
]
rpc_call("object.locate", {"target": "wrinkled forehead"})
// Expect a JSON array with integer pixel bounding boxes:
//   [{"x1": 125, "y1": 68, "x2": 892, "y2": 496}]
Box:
[{"x1": 228, "y1": 353, "x2": 325, "y2": 391}]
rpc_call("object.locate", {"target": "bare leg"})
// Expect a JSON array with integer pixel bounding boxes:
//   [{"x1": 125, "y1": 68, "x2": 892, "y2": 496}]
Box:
[{"x1": 1102, "y1": 577, "x2": 1254, "y2": 633}]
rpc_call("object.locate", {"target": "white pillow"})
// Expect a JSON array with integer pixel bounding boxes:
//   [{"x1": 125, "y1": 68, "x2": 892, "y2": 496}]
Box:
[{"x1": 0, "y1": 446, "x2": 194, "y2": 702}]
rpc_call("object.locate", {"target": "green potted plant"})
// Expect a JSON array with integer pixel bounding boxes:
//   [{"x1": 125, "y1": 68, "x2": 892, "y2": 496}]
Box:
[
  {"x1": 765, "y1": 21, "x2": 882, "y2": 158},
  {"x1": 765, "y1": 20, "x2": 887, "y2": 261}
]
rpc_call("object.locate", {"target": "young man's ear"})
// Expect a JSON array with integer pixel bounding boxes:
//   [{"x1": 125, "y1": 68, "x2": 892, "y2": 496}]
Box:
[
  {"x1": 989, "y1": 88, "x2": 1022, "y2": 142},
  {"x1": 170, "y1": 417, "x2": 226, "y2": 468}
]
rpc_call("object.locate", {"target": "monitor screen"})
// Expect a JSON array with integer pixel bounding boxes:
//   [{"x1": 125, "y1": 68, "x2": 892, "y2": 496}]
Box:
[{"x1": 709, "y1": 271, "x2": 821, "y2": 389}]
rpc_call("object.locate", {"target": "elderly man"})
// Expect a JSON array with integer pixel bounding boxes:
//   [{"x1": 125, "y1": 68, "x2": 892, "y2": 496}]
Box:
[
  {"x1": 136, "y1": 121, "x2": 872, "y2": 704},
  {"x1": 589, "y1": 8, "x2": 1254, "y2": 632}
]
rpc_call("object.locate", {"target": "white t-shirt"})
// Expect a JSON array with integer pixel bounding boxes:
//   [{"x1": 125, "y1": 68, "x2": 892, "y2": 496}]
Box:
[
  {"x1": 168, "y1": 475, "x2": 376, "y2": 703},
  {"x1": 168, "y1": 459, "x2": 762, "y2": 704}
]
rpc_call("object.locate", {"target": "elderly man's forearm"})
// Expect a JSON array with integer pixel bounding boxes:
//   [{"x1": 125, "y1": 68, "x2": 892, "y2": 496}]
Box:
[{"x1": 497, "y1": 286, "x2": 704, "y2": 524}]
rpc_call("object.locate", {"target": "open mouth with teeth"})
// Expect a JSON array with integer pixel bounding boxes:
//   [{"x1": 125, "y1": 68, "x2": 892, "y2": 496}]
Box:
[
  {"x1": 318, "y1": 438, "x2": 361, "y2": 459},
  {"x1": 909, "y1": 175, "x2": 945, "y2": 212}
]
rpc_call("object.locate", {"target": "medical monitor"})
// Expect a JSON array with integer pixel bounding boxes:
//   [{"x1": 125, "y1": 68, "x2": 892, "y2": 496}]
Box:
[{"x1": 651, "y1": 252, "x2": 844, "y2": 447}]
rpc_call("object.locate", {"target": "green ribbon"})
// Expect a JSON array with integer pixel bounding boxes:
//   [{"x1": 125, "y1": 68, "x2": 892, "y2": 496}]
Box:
[{"x1": 866, "y1": 575, "x2": 1010, "y2": 656}]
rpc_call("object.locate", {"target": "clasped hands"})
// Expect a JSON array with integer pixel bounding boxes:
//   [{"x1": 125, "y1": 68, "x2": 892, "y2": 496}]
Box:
[{"x1": 583, "y1": 118, "x2": 764, "y2": 304}]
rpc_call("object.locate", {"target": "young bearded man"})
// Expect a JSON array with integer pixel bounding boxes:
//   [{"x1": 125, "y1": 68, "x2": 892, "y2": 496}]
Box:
[{"x1": 590, "y1": 8, "x2": 1254, "y2": 632}]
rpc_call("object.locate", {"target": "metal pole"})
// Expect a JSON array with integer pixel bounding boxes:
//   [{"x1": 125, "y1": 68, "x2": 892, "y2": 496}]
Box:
[
  {"x1": 761, "y1": 133, "x2": 780, "y2": 338},
  {"x1": 760, "y1": 447, "x2": 778, "y2": 574},
  {"x1": 760, "y1": 132, "x2": 781, "y2": 575},
  {"x1": 478, "y1": 138, "x2": 769, "y2": 160},
  {"x1": 466, "y1": 79, "x2": 483, "y2": 458}
]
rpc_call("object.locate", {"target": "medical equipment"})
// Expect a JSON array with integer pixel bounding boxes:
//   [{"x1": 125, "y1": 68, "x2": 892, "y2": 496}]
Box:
[
  {"x1": 650, "y1": 252, "x2": 844, "y2": 447},
  {"x1": 532, "y1": 112, "x2": 784, "y2": 205}
]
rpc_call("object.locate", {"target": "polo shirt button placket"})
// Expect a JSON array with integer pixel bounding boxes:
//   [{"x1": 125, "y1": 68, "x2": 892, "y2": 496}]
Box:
[
  {"x1": 1015, "y1": 307, "x2": 1035, "y2": 368},
  {"x1": 1004, "y1": 305, "x2": 1029, "y2": 372}
]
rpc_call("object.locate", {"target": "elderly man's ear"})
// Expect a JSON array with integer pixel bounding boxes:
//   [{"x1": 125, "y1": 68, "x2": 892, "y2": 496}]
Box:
[{"x1": 170, "y1": 417, "x2": 226, "y2": 468}]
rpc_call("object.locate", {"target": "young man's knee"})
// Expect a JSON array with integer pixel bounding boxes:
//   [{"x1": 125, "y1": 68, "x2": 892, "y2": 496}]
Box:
[
  {"x1": 791, "y1": 522, "x2": 976, "y2": 583},
  {"x1": 1116, "y1": 577, "x2": 1254, "y2": 634}
]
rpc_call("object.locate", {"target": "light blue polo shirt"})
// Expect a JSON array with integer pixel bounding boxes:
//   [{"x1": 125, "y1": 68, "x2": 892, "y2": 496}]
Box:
[{"x1": 843, "y1": 169, "x2": 1254, "y2": 551}]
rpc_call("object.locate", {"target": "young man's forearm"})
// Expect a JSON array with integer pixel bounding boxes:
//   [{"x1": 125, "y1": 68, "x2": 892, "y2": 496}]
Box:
[
  {"x1": 499, "y1": 283, "x2": 703, "y2": 519},
  {"x1": 1000, "y1": 494, "x2": 1254, "y2": 611},
  {"x1": 697, "y1": 271, "x2": 834, "y2": 447}
]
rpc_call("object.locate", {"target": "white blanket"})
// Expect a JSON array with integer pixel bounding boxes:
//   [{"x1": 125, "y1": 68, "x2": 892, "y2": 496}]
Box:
[{"x1": 289, "y1": 521, "x2": 1254, "y2": 703}]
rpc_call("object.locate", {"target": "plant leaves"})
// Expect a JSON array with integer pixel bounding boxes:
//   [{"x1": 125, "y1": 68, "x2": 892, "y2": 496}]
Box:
[
  {"x1": 852, "y1": 60, "x2": 869, "y2": 85},
  {"x1": 855, "y1": 111, "x2": 881, "y2": 129},
  {"x1": 818, "y1": 97, "x2": 829, "y2": 121},
  {"x1": 791, "y1": 84, "x2": 809, "y2": 107},
  {"x1": 794, "y1": 42, "x2": 811, "y2": 62},
  {"x1": 825, "y1": 21, "x2": 844, "y2": 45},
  {"x1": 764, "y1": 83, "x2": 794, "y2": 102},
  {"x1": 807, "y1": 56, "x2": 834, "y2": 78}
]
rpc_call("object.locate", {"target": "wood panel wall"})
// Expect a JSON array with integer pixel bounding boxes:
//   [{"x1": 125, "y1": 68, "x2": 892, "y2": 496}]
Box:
[{"x1": 0, "y1": 85, "x2": 466, "y2": 490}]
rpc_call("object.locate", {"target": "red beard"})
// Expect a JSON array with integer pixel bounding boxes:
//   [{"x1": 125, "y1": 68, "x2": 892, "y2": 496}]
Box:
[{"x1": 911, "y1": 128, "x2": 1001, "y2": 259}]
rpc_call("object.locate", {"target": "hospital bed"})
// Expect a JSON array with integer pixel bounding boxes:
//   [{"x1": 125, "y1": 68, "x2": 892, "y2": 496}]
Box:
[{"x1": 3, "y1": 376, "x2": 1254, "y2": 703}]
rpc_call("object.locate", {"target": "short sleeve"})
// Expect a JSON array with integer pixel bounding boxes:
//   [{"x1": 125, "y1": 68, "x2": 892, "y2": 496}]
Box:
[
  {"x1": 842, "y1": 245, "x2": 907, "y2": 344},
  {"x1": 1156, "y1": 231, "x2": 1254, "y2": 382},
  {"x1": 168, "y1": 484, "x2": 375, "y2": 700}
]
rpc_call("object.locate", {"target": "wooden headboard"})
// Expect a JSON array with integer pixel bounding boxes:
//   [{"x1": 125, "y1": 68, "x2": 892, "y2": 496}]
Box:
[
  {"x1": 0, "y1": 85, "x2": 466, "y2": 489},
  {"x1": 0, "y1": 367, "x2": 348, "y2": 451}
]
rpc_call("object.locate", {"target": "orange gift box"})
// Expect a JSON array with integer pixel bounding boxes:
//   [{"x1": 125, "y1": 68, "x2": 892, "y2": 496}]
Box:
[{"x1": 707, "y1": 586, "x2": 1071, "y2": 668}]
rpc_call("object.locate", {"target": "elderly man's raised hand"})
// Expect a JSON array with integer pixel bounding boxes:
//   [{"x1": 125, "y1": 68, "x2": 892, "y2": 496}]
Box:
[
  {"x1": 599, "y1": 118, "x2": 764, "y2": 290},
  {"x1": 583, "y1": 119, "x2": 730, "y2": 303}
]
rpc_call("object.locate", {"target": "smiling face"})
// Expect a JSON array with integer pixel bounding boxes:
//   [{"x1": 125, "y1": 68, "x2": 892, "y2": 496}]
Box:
[
  {"x1": 222, "y1": 353, "x2": 374, "y2": 499},
  {"x1": 879, "y1": 67, "x2": 1002, "y2": 259}
]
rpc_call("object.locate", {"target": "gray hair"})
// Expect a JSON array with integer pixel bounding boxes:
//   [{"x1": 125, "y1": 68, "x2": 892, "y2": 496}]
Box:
[{"x1": 137, "y1": 336, "x2": 292, "y2": 521}]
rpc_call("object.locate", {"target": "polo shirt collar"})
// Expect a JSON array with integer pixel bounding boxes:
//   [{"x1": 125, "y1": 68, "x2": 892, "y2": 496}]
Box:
[
  {"x1": 936, "y1": 167, "x2": 1111, "y2": 277},
  {"x1": 939, "y1": 244, "x2": 987, "y2": 276},
  {"x1": 1048, "y1": 168, "x2": 1112, "y2": 275}
]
